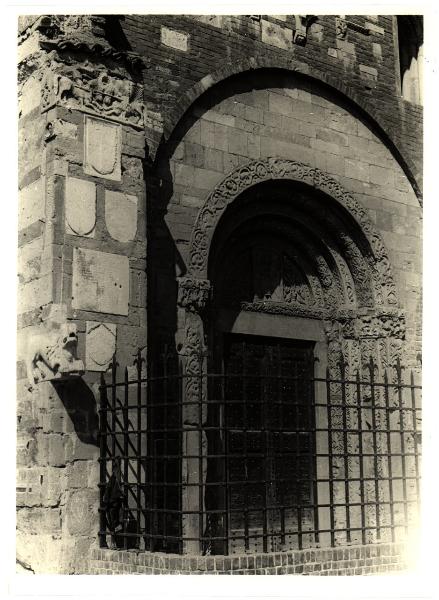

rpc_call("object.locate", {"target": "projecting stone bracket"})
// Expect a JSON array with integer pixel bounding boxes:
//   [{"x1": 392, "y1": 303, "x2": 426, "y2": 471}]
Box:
[{"x1": 25, "y1": 316, "x2": 84, "y2": 388}]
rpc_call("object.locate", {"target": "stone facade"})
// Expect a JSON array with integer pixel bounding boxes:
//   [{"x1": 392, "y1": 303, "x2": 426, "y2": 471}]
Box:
[{"x1": 17, "y1": 14, "x2": 422, "y2": 574}]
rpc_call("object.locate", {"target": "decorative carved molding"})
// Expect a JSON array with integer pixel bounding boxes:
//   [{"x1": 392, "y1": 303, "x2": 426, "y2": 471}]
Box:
[
  {"x1": 40, "y1": 62, "x2": 144, "y2": 128},
  {"x1": 240, "y1": 300, "x2": 326, "y2": 320},
  {"x1": 330, "y1": 311, "x2": 406, "y2": 341},
  {"x1": 177, "y1": 277, "x2": 211, "y2": 313},
  {"x1": 335, "y1": 17, "x2": 371, "y2": 40},
  {"x1": 25, "y1": 321, "x2": 84, "y2": 387},
  {"x1": 335, "y1": 17, "x2": 348, "y2": 40},
  {"x1": 293, "y1": 15, "x2": 316, "y2": 46},
  {"x1": 188, "y1": 158, "x2": 398, "y2": 308}
]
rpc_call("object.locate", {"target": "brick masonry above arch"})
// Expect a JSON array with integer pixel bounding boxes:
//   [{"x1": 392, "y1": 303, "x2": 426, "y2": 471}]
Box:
[{"x1": 157, "y1": 58, "x2": 422, "y2": 204}]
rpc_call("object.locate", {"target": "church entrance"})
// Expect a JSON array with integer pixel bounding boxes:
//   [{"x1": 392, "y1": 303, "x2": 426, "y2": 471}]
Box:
[{"x1": 222, "y1": 333, "x2": 316, "y2": 554}]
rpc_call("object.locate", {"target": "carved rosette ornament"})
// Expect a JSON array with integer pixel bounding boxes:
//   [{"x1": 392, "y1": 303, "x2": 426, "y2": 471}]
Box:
[{"x1": 177, "y1": 277, "x2": 211, "y2": 313}]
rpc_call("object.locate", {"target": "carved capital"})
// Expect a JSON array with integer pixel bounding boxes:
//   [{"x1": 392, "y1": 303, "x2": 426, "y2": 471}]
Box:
[
  {"x1": 177, "y1": 277, "x2": 211, "y2": 313},
  {"x1": 356, "y1": 312, "x2": 406, "y2": 340}
]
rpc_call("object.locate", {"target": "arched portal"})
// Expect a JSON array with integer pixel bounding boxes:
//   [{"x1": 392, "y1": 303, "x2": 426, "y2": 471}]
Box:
[{"x1": 176, "y1": 159, "x2": 407, "y2": 555}]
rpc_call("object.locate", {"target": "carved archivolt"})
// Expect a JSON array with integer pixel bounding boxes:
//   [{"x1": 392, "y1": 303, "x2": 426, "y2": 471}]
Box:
[{"x1": 188, "y1": 158, "x2": 398, "y2": 308}]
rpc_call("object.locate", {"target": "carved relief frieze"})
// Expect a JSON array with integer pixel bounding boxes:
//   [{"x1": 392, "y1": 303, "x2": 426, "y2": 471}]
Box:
[
  {"x1": 177, "y1": 277, "x2": 211, "y2": 313},
  {"x1": 40, "y1": 62, "x2": 144, "y2": 127},
  {"x1": 240, "y1": 300, "x2": 326, "y2": 320}
]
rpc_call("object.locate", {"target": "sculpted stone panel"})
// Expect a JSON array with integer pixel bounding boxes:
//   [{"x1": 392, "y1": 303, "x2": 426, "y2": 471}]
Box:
[
  {"x1": 83, "y1": 116, "x2": 121, "y2": 181},
  {"x1": 72, "y1": 248, "x2": 129, "y2": 315},
  {"x1": 41, "y1": 66, "x2": 144, "y2": 127},
  {"x1": 177, "y1": 277, "x2": 211, "y2": 313},
  {"x1": 65, "y1": 177, "x2": 96, "y2": 237}
]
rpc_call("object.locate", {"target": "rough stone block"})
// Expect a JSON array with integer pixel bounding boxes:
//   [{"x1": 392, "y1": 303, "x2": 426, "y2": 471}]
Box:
[
  {"x1": 19, "y1": 178, "x2": 45, "y2": 231},
  {"x1": 161, "y1": 26, "x2": 189, "y2": 51},
  {"x1": 193, "y1": 167, "x2": 222, "y2": 190},
  {"x1": 85, "y1": 321, "x2": 117, "y2": 371},
  {"x1": 18, "y1": 274, "x2": 53, "y2": 314},
  {"x1": 105, "y1": 190, "x2": 138, "y2": 242},
  {"x1": 204, "y1": 148, "x2": 223, "y2": 172},
  {"x1": 19, "y1": 77, "x2": 41, "y2": 118},
  {"x1": 261, "y1": 19, "x2": 292, "y2": 50},
  {"x1": 83, "y1": 116, "x2": 121, "y2": 181},
  {"x1": 65, "y1": 488, "x2": 99, "y2": 536},
  {"x1": 17, "y1": 236, "x2": 43, "y2": 284},
  {"x1": 65, "y1": 177, "x2": 96, "y2": 238},
  {"x1": 72, "y1": 248, "x2": 129, "y2": 315},
  {"x1": 228, "y1": 128, "x2": 248, "y2": 155},
  {"x1": 359, "y1": 64, "x2": 378, "y2": 81},
  {"x1": 370, "y1": 165, "x2": 394, "y2": 187},
  {"x1": 268, "y1": 92, "x2": 292, "y2": 117}
]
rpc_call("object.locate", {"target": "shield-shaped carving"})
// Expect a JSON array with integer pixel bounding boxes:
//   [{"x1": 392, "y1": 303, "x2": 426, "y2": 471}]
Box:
[
  {"x1": 105, "y1": 191, "x2": 138, "y2": 243},
  {"x1": 84, "y1": 116, "x2": 121, "y2": 181},
  {"x1": 85, "y1": 322, "x2": 117, "y2": 372}
]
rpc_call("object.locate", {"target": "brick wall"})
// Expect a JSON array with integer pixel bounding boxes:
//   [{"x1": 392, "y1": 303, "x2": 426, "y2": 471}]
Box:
[
  {"x1": 120, "y1": 14, "x2": 422, "y2": 192},
  {"x1": 88, "y1": 542, "x2": 409, "y2": 575}
]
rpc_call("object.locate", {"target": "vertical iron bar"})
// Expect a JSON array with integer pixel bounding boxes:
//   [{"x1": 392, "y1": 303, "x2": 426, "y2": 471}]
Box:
[
  {"x1": 326, "y1": 367, "x2": 335, "y2": 547},
  {"x1": 356, "y1": 370, "x2": 366, "y2": 545},
  {"x1": 383, "y1": 369, "x2": 395, "y2": 542},
  {"x1": 222, "y1": 351, "x2": 229, "y2": 556},
  {"x1": 295, "y1": 358, "x2": 302, "y2": 550},
  {"x1": 396, "y1": 358, "x2": 408, "y2": 536},
  {"x1": 198, "y1": 350, "x2": 204, "y2": 555},
  {"x1": 277, "y1": 343, "x2": 285, "y2": 549},
  {"x1": 340, "y1": 358, "x2": 351, "y2": 544},
  {"x1": 368, "y1": 357, "x2": 381, "y2": 540},
  {"x1": 163, "y1": 345, "x2": 169, "y2": 551},
  {"x1": 242, "y1": 341, "x2": 250, "y2": 551},
  {"x1": 135, "y1": 349, "x2": 143, "y2": 550},
  {"x1": 262, "y1": 351, "x2": 268, "y2": 553},
  {"x1": 123, "y1": 366, "x2": 129, "y2": 550},
  {"x1": 410, "y1": 370, "x2": 420, "y2": 503},
  {"x1": 310, "y1": 356, "x2": 319, "y2": 546},
  {"x1": 99, "y1": 372, "x2": 108, "y2": 548}
]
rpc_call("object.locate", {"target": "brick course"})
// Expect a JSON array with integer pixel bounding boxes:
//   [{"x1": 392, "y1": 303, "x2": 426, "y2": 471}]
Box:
[{"x1": 87, "y1": 542, "x2": 409, "y2": 575}]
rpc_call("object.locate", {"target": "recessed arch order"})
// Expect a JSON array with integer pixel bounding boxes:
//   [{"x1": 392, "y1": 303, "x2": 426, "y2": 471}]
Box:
[{"x1": 187, "y1": 157, "x2": 399, "y2": 309}]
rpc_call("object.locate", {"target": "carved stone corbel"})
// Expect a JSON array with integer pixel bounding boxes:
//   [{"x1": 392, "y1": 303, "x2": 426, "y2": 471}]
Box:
[
  {"x1": 293, "y1": 15, "x2": 316, "y2": 46},
  {"x1": 25, "y1": 320, "x2": 84, "y2": 388}
]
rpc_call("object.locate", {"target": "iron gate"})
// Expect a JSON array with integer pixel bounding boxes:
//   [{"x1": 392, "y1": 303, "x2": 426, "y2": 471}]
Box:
[{"x1": 98, "y1": 349, "x2": 421, "y2": 555}]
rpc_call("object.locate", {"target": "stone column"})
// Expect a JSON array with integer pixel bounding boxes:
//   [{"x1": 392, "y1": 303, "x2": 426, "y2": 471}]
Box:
[
  {"x1": 176, "y1": 277, "x2": 210, "y2": 554},
  {"x1": 17, "y1": 15, "x2": 147, "y2": 573}
]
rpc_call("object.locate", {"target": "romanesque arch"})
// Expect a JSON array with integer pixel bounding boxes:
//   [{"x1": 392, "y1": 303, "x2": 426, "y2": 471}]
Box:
[{"x1": 159, "y1": 60, "x2": 422, "y2": 202}]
